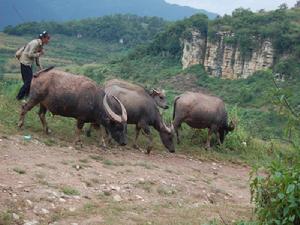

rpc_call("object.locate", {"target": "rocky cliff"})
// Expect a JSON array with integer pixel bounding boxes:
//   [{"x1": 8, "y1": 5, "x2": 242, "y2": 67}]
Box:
[{"x1": 182, "y1": 30, "x2": 274, "y2": 79}]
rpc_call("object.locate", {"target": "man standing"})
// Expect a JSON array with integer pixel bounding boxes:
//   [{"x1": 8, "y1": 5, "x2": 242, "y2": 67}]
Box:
[{"x1": 16, "y1": 31, "x2": 50, "y2": 101}]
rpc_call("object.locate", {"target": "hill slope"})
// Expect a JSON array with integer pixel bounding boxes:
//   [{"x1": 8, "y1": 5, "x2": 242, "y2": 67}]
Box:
[
  {"x1": 0, "y1": 133, "x2": 251, "y2": 224},
  {"x1": 1, "y1": 0, "x2": 217, "y2": 29}
]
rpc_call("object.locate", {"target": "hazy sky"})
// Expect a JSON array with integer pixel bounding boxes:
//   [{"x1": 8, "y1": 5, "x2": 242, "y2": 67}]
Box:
[{"x1": 165, "y1": 0, "x2": 298, "y2": 15}]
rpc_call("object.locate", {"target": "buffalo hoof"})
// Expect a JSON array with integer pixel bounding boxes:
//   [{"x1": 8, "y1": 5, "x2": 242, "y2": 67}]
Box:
[
  {"x1": 133, "y1": 144, "x2": 140, "y2": 150},
  {"x1": 17, "y1": 120, "x2": 24, "y2": 128},
  {"x1": 85, "y1": 129, "x2": 91, "y2": 137},
  {"x1": 74, "y1": 140, "x2": 83, "y2": 148},
  {"x1": 100, "y1": 143, "x2": 108, "y2": 151},
  {"x1": 45, "y1": 128, "x2": 52, "y2": 135},
  {"x1": 205, "y1": 145, "x2": 211, "y2": 150},
  {"x1": 146, "y1": 147, "x2": 152, "y2": 154}
]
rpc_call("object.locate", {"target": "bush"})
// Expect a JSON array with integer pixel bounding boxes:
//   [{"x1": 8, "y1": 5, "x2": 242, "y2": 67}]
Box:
[{"x1": 250, "y1": 160, "x2": 300, "y2": 225}]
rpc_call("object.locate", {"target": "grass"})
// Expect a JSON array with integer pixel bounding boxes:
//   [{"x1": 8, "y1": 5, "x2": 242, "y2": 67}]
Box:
[
  {"x1": 0, "y1": 32, "x2": 299, "y2": 169},
  {"x1": 61, "y1": 186, "x2": 80, "y2": 196},
  {"x1": 102, "y1": 159, "x2": 125, "y2": 167},
  {"x1": 134, "y1": 180, "x2": 156, "y2": 193},
  {"x1": 0, "y1": 211, "x2": 12, "y2": 225},
  {"x1": 13, "y1": 167, "x2": 26, "y2": 174}
]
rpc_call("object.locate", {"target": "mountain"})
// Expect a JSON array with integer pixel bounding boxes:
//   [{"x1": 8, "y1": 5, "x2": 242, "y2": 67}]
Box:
[{"x1": 0, "y1": 0, "x2": 218, "y2": 30}]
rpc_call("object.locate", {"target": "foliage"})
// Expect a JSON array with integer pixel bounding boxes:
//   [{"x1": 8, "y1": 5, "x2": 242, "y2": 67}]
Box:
[
  {"x1": 145, "y1": 13, "x2": 208, "y2": 58},
  {"x1": 3, "y1": 14, "x2": 168, "y2": 47},
  {"x1": 208, "y1": 7, "x2": 300, "y2": 59},
  {"x1": 250, "y1": 160, "x2": 300, "y2": 225},
  {"x1": 142, "y1": 7, "x2": 300, "y2": 61},
  {"x1": 270, "y1": 75, "x2": 300, "y2": 144}
]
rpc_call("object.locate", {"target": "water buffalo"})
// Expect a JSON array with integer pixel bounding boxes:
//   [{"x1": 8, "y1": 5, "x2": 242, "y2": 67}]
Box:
[
  {"x1": 105, "y1": 79, "x2": 168, "y2": 109},
  {"x1": 173, "y1": 91, "x2": 235, "y2": 148},
  {"x1": 18, "y1": 67, "x2": 128, "y2": 146},
  {"x1": 103, "y1": 83, "x2": 175, "y2": 153}
]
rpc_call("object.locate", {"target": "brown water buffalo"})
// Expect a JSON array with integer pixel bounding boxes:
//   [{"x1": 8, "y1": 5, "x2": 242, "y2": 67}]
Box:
[
  {"x1": 173, "y1": 91, "x2": 235, "y2": 148},
  {"x1": 18, "y1": 67, "x2": 128, "y2": 146},
  {"x1": 105, "y1": 79, "x2": 168, "y2": 109},
  {"x1": 103, "y1": 83, "x2": 175, "y2": 153}
]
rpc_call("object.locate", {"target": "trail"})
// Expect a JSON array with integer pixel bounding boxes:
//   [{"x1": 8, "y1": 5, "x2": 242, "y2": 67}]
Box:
[{"x1": 0, "y1": 134, "x2": 252, "y2": 225}]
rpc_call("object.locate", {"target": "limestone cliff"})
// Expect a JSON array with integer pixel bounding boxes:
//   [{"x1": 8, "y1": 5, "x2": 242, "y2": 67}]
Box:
[{"x1": 181, "y1": 30, "x2": 274, "y2": 79}]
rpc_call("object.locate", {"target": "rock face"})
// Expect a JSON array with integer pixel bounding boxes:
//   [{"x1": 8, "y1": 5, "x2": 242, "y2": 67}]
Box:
[
  {"x1": 182, "y1": 30, "x2": 207, "y2": 69},
  {"x1": 181, "y1": 30, "x2": 274, "y2": 79}
]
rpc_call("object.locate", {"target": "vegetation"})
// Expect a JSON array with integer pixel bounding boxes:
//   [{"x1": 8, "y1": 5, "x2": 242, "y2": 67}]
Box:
[
  {"x1": 1, "y1": 8, "x2": 300, "y2": 224},
  {"x1": 4, "y1": 14, "x2": 168, "y2": 47},
  {"x1": 251, "y1": 161, "x2": 300, "y2": 225}
]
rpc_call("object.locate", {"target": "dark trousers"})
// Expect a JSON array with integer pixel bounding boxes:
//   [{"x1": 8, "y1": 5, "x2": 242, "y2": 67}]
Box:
[{"x1": 16, "y1": 64, "x2": 33, "y2": 100}]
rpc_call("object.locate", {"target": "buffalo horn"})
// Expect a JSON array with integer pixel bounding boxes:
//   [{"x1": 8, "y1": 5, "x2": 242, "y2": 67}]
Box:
[
  {"x1": 103, "y1": 94, "x2": 123, "y2": 123},
  {"x1": 112, "y1": 95, "x2": 127, "y2": 122},
  {"x1": 162, "y1": 121, "x2": 172, "y2": 133}
]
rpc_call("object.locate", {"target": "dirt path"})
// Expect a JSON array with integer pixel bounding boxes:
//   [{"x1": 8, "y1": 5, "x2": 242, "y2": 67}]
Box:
[{"x1": 0, "y1": 134, "x2": 253, "y2": 225}]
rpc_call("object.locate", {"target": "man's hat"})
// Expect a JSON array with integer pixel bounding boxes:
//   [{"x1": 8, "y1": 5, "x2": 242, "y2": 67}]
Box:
[{"x1": 39, "y1": 31, "x2": 50, "y2": 39}]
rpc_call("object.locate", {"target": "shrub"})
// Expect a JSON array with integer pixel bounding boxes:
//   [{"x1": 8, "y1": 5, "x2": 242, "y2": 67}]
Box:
[{"x1": 250, "y1": 160, "x2": 300, "y2": 225}]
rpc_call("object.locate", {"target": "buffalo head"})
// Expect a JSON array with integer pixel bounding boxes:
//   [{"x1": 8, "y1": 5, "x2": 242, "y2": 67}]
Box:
[
  {"x1": 150, "y1": 89, "x2": 168, "y2": 109},
  {"x1": 159, "y1": 122, "x2": 175, "y2": 153},
  {"x1": 103, "y1": 94, "x2": 128, "y2": 145}
]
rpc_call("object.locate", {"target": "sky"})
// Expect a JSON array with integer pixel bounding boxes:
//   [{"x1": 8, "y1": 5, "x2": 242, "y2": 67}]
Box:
[{"x1": 165, "y1": 0, "x2": 298, "y2": 15}]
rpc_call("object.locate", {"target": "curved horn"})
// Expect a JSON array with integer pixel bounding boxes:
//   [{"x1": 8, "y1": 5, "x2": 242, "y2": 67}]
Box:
[
  {"x1": 150, "y1": 88, "x2": 159, "y2": 96},
  {"x1": 103, "y1": 94, "x2": 122, "y2": 123},
  {"x1": 112, "y1": 95, "x2": 127, "y2": 122},
  {"x1": 162, "y1": 121, "x2": 172, "y2": 133}
]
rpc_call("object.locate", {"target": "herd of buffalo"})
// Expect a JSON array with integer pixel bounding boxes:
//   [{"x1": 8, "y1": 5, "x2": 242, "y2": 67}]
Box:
[{"x1": 18, "y1": 67, "x2": 235, "y2": 153}]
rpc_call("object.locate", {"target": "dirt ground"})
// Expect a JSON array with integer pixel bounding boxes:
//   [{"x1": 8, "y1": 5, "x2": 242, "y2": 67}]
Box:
[{"x1": 0, "y1": 134, "x2": 253, "y2": 225}]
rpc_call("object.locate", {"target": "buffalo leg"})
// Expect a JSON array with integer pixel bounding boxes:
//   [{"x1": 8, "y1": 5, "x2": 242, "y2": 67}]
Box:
[
  {"x1": 173, "y1": 120, "x2": 182, "y2": 145},
  {"x1": 38, "y1": 104, "x2": 50, "y2": 134},
  {"x1": 99, "y1": 125, "x2": 111, "y2": 148},
  {"x1": 18, "y1": 99, "x2": 40, "y2": 128},
  {"x1": 75, "y1": 120, "x2": 84, "y2": 147},
  {"x1": 218, "y1": 129, "x2": 225, "y2": 144},
  {"x1": 206, "y1": 128, "x2": 212, "y2": 149},
  {"x1": 216, "y1": 132, "x2": 222, "y2": 145},
  {"x1": 142, "y1": 126, "x2": 152, "y2": 154},
  {"x1": 133, "y1": 124, "x2": 141, "y2": 149},
  {"x1": 85, "y1": 123, "x2": 93, "y2": 137}
]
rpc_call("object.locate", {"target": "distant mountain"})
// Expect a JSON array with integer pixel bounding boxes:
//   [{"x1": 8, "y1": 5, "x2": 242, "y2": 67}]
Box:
[{"x1": 0, "y1": 0, "x2": 218, "y2": 30}]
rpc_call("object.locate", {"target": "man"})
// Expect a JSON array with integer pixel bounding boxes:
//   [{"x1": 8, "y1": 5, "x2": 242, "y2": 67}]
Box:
[{"x1": 16, "y1": 31, "x2": 50, "y2": 101}]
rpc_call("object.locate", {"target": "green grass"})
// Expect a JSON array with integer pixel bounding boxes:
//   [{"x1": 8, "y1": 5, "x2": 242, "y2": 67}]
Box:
[
  {"x1": 0, "y1": 211, "x2": 13, "y2": 225},
  {"x1": 61, "y1": 186, "x2": 80, "y2": 196},
  {"x1": 0, "y1": 32, "x2": 299, "y2": 168},
  {"x1": 13, "y1": 167, "x2": 26, "y2": 174}
]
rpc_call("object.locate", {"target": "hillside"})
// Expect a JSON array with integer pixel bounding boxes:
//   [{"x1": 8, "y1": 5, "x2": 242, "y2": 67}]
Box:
[
  {"x1": 0, "y1": 0, "x2": 217, "y2": 30},
  {"x1": 3, "y1": 14, "x2": 169, "y2": 47},
  {"x1": 1, "y1": 8, "x2": 300, "y2": 225},
  {"x1": 0, "y1": 134, "x2": 251, "y2": 225}
]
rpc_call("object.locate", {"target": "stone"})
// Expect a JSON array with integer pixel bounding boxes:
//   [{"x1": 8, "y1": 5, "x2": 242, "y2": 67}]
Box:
[
  {"x1": 41, "y1": 208, "x2": 49, "y2": 214},
  {"x1": 59, "y1": 198, "x2": 66, "y2": 202},
  {"x1": 110, "y1": 185, "x2": 121, "y2": 191},
  {"x1": 69, "y1": 207, "x2": 76, "y2": 212},
  {"x1": 113, "y1": 194, "x2": 122, "y2": 202},
  {"x1": 12, "y1": 213, "x2": 19, "y2": 220},
  {"x1": 26, "y1": 199, "x2": 33, "y2": 206},
  {"x1": 24, "y1": 220, "x2": 39, "y2": 225},
  {"x1": 135, "y1": 195, "x2": 144, "y2": 201}
]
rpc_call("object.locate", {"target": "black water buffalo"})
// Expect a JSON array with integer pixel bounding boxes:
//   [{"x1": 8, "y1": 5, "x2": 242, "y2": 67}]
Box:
[
  {"x1": 104, "y1": 83, "x2": 175, "y2": 153},
  {"x1": 18, "y1": 67, "x2": 128, "y2": 146},
  {"x1": 173, "y1": 91, "x2": 235, "y2": 148},
  {"x1": 105, "y1": 79, "x2": 168, "y2": 109}
]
